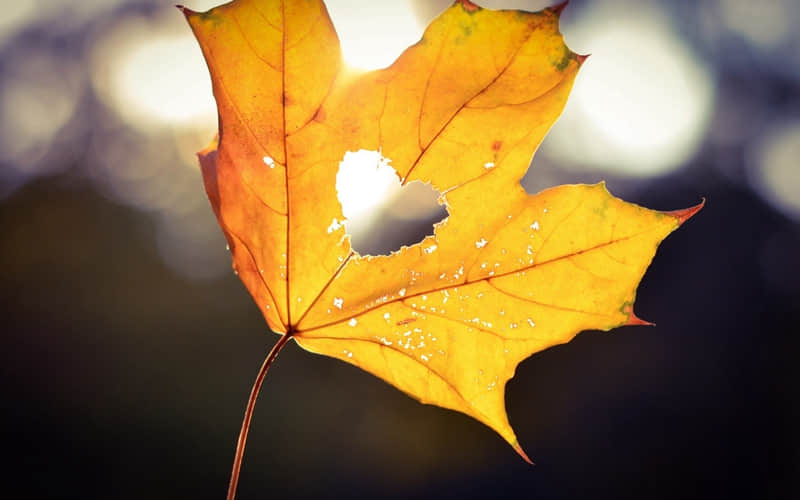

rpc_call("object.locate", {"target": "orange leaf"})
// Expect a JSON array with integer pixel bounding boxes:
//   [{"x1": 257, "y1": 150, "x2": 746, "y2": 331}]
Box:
[{"x1": 183, "y1": 0, "x2": 702, "y2": 463}]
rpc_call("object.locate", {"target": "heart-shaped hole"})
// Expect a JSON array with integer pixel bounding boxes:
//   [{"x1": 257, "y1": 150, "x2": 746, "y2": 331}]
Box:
[{"x1": 335, "y1": 149, "x2": 449, "y2": 256}]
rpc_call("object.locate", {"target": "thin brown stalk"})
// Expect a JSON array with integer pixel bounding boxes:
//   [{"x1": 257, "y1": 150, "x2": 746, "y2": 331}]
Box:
[{"x1": 227, "y1": 333, "x2": 293, "y2": 500}]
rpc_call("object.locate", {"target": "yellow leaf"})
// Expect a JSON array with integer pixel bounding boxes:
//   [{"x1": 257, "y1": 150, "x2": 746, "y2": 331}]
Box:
[{"x1": 183, "y1": 0, "x2": 702, "y2": 464}]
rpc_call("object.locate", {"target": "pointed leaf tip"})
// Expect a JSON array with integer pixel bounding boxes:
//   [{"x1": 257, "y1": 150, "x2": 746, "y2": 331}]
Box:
[
  {"x1": 176, "y1": 4, "x2": 194, "y2": 17},
  {"x1": 456, "y1": 0, "x2": 480, "y2": 11},
  {"x1": 551, "y1": 0, "x2": 569, "y2": 16},
  {"x1": 513, "y1": 442, "x2": 535, "y2": 465},
  {"x1": 625, "y1": 312, "x2": 655, "y2": 327},
  {"x1": 621, "y1": 303, "x2": 654, "y2": 327},
  {"x1": 665, "y1": 198, "x2": 705, "y2": 226}
]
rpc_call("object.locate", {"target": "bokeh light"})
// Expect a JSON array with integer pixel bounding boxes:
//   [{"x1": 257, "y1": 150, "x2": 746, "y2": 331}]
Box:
[
  {"x1": 0, "y1": 1, "x2": 36, "y2": 47},
  {"x1": 83, "y1": 4, "x2": 228, "y2": 281},
  {"x1": 544, "y1": 0, "x2": 714, "y2": 177},
  {"x1": 720, "y1": 0, "x2": 794, "y2": 50},
  {"x1": 747, "y1": 119, "x2": 800, "y2": 221},
  {"x1": 1, "y1": 2, "x2": 799, "y2": 499},
  {"x1": 90, "y1": 10, "x2": 216, "y2": 133},
  {"x1": 0, "y1": 47, "x2": 83, "y2": 184}
]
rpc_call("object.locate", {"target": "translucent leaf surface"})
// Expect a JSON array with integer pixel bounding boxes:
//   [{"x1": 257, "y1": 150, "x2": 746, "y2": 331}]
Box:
[{"x1": 183, "y1": 0, "x2": 702, "y2": 460}]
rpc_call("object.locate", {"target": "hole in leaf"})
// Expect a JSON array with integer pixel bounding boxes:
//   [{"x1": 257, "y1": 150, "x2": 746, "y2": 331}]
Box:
[{"x1": 335, "y1": 149, "x2": 449, "y2": 256}]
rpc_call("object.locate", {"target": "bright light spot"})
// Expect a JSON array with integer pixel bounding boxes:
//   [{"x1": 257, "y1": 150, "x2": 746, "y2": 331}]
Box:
[
  {"x1": 325, "y1": 0, "x2": 423, "y2": 71},
  {"x1": 720, "y1": 0, "x2": 794, "y2": 49},
  {"x1": 90, "y1": 13, "x2": 216, "y2": 132},
  {"x1": 0, "y1": 50, "x2": 81, "y2": 175},
  {"x1": 0, "y1": 0, "x2": 35, "y2": 46},
  {"x1": 544, "y1": 1, "x2": 714, "y2": 176},
  {"x1": 748, "y1": 120, "x2": 800, "y2": 221},
  {"x1": 336, "y1": 149, "x2": 445, "y2": 248},
  {"x1": 337, "y1": 150, "x2": 401, "y2": 225}
]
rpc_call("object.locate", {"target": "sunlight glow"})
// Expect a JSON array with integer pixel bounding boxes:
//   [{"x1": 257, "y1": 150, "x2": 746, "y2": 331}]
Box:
[
  {"x1": 748, "y1": 120, "x2": 800, "y2": 221},
  {"x1": 337, "y1": 150, "x2": 400, "y2": 224},
  {"x1": 544, "y1": 1, "x2": 714, "y2": 176},
  {"x1": 325, "y1": 0, "x2": 424, "y2": 71},
  {"x1": 336, "y1": 150, "x2": 444, "y2": 250},
  {"x1": 90, "y1": 13, "x2": 216, "y2": 132}
]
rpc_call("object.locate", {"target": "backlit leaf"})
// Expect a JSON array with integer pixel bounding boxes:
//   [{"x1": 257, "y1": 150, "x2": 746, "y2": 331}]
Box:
[{"x1": 182, "y1": 0, "x2": 702, "y2": 462}]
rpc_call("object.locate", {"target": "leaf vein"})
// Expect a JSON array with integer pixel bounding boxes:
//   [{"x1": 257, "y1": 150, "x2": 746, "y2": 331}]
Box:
[
  {"x1": 299, "y1": 335, "x2": 494, "y2": 425},
  {"x1": 485, "y1": 281, "x2": 616, "y2": 319},
  {"x1": 402, "y1": 24, "x2": 545, "y2": 184}
]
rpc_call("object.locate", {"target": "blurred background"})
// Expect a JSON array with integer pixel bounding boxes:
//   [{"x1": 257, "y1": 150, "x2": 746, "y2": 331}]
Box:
[{"x1": 1, "y1": 0, "x2": 798, "y2": 498}]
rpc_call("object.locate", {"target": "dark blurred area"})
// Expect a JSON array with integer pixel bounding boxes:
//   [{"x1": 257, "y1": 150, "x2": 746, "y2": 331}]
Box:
[{"x1": 1, "y1": 0, "x2": 798, "y2": 498}]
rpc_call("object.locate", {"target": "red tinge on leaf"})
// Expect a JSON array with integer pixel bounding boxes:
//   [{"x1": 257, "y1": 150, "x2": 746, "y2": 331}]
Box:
[
  {"x1": 550, "y1": 1, "x2": 569, "y2": 16},
  {"x1": 513, "y1": 443, "x2": 535, "y2": 465},
  {"x1": 665, "y1": 199, "x2": 706, "y2": 226},
  {"x1": 622, "y1": 303, "x2": 655, "y2": 327},
  {"x1": 625, "y1": 312, "x2": 655, "y2": 327},
  {"x1": 457, "y1": 0, "x2": 480, "y2": 12}
]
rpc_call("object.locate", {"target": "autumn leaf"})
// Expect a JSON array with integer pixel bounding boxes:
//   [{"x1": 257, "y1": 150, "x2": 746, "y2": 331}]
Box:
[{"x1": 180, "y1": 0, "x2": 702, "y2": 489}]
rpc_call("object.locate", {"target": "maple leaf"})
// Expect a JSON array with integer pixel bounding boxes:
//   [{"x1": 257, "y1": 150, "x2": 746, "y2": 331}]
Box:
[{"x1": 181, "y1": 0, "x2": 702, "y2": 495}]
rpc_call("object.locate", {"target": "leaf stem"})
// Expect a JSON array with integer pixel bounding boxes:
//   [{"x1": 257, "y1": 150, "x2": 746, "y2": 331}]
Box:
[{"x1": 227, "y1": 332, "x2": 293, "y2": 500}]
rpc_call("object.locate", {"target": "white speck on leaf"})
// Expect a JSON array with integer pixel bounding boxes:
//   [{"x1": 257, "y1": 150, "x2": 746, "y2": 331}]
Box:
[{"x1": 327, "y1": 218, "x2": 345, "y2": 234}]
